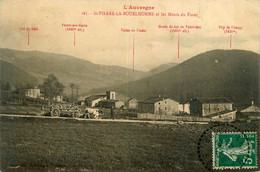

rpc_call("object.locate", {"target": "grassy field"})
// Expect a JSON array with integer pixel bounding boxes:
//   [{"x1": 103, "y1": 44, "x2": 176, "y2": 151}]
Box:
[
  {"x1": 0, "y1": 116, "x2": 259, "y2": 171},
  {"x1": 0, "y1": 105, "x2": 42, "y2": 115}
]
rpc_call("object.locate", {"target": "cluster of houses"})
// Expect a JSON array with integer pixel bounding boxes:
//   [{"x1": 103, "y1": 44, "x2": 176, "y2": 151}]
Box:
[
  {"x1": 84, "y1": 91, "x2": 259, "y2": 122},
  {"x1": 24, "y1": 87, "x2": 259, "y2": 122},
  {"x1": 135, "y1": 96, "x2": 236, "y2": 122},
  {"x1": 85, "y1": 91, "x2": 125, "y2": 109}
]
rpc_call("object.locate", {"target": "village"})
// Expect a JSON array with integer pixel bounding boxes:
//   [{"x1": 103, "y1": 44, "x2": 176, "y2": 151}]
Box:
[
  {"x1": 80, "y1": 91, "x2": 259, "y2": 123},
  {"x1": 2, "y1": 84, "x2": 258, "y2": 123}
]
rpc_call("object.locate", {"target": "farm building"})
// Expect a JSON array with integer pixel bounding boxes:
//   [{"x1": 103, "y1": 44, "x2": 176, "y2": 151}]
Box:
[
  {"x1": 138, "y1": 97, "x2": 179, "y2": 115},
  {"x1": 97, "y1": 91, "x2": 126, "y2": 109},
  {"x1": 85, "y1": 95, "x2": 106, "y2": 107},
  {"x1": 179, "y1": 100, "x2": 191, "y2": 114},
  {"x1": 189, "y1": 97, "x2": 233, "y2": 117},
  {"x1": 127, "y1": 98, "x2": 138, "y2": 109},
  {"x1": 25, "y1": 87, "x2": 41, "y2": 99},
  {"x1": 100, "y1": 100, "x2": 125, "y2": 109},
  {"x1": 207, "y1": 110, "x2": 236, "y2": 122},
  {"x1": 237, "y1": 101, "x2": 260, "y2": 121}
]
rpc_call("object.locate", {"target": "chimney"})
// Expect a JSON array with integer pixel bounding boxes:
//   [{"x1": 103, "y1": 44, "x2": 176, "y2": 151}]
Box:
[
  {"x1": 158, "y1": 94, "x2": 161, "y2": 98},
  {"x1": 251, "y1": 101, "x2": 254, "y2": 106}
]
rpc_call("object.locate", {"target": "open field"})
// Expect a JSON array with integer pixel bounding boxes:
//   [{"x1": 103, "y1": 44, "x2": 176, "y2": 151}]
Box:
[
  {"x1": 0, "y1": 105, "x2": 42, "y2": 115},
  {"x1": 0, "y1": 116, "x2": 259, "y2": 171}
]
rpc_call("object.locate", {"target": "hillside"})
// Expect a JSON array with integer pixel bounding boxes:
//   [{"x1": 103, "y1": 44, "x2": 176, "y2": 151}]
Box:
[
  {"x1": 90, "y1": 50, "x2": 260, "y2": 106},
  {"x1": 146, "y1": 62, "x2": 178, "y2": 76},
  {"x1": 0, "y1": 48, "x2": 146, "y2": 93},
  {"x1": 0, "y1": 60, "x2": 37, "y2": 88}
]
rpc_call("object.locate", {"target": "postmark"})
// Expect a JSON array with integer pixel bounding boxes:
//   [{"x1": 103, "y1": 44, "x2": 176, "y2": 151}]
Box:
[
  {"x1": 197, "y1": 123, "x2": 258, "y2": 171},
  {"x1": 213, "y1": 132, "x2": 257, "y2": 169}
]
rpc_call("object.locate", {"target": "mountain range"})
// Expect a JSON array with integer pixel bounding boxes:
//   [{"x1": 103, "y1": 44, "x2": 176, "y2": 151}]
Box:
[
  {"x1": 0, "y1": 48, "x2": 176, "y2": 92},
  {"x1": 89, "y1": 50, "x2": 260, "y2": 106},
  {"x1": 1, "y1": 48, "x2": 259, "y2": 106}
]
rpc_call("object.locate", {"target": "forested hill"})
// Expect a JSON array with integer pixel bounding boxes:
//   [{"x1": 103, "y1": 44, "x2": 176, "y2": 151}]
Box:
[
  {"x1": 0, "y1": 48, "x2": 146, "y2": 92},
  {"x1": 89, "y1": 49, "x2": 260, "y2": 107}
]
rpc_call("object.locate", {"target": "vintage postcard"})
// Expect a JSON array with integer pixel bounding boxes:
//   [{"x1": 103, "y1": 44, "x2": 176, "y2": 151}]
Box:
[{"x1": 0, "y1": 0, "x2": 259, "y2": 171}]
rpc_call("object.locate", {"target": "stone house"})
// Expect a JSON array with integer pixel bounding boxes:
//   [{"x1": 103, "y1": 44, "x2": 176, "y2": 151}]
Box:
[
  {"x1": 25, "y1": 87, "x2": 41, "y2": 99},
  {"x1": 100, "y1": 100, "x2": 125, "y2": 109},
  {"x1": 237, "y1": 101, "x2": 260, "y2": 121},
  {"x1": 189, "y1": 97, "x2": 233, "y2": 117},
  {"x1": 85, "y1": 95, "x2": 106, "y2": 107},
  {"x1": 127, "y1": 98, "x2": 138, "y2": 109},
  {"x1": 138, "y1": 97, "x2": 179, "y2": 115},
  {"x1": 179, "y1": 99, "x2": 191, "y2": 114}
]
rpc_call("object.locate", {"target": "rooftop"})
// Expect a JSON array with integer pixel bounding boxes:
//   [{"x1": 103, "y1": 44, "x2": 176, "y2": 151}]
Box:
[
  {"x1": 100, "y1": 99, "x2": 123, "y2": 103},
  {"x1": 139, "y1": 97, "x2": 176, "y2": 104},
  {"x1": 206, "y1": 110, "x2": 235, "y2": 118},
  {"x1": 85, "y1": 95, "x2": 106, "y2": 101},
  {"x1": 192, "y1": 97, "x2": 232, "y2": 104},
  {"x1": 127, "y1": 98, "x2": 137, "y2": 102},
  {"x1": 241, "y1": 105, "x2": 260, "y2": 113}
]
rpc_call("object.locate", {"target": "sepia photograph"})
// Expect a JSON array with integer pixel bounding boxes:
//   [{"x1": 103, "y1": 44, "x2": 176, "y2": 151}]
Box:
[{"x1": 0, "y1": 0, "x2": 259, "y2": 171}]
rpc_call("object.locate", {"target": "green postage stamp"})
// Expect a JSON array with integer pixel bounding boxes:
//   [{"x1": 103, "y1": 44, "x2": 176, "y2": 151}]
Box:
[{"x1": 212, "y1": 132, "x2": 257, "y2": 169}]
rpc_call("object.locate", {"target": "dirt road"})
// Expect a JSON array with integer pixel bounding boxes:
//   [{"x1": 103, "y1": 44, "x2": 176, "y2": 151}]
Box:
[{"x1": 0, "y1": 114, "x2": 208, "y2": 125}]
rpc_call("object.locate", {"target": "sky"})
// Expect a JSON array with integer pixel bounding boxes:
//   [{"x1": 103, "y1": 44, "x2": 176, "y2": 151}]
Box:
[{"x1": 0, "y1": 0, "x2": 259, "y2": 71}]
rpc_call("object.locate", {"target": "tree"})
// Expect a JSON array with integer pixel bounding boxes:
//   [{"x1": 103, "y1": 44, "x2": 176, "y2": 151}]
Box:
[
  {"x1": 69, "y1": 83, "x2": 80, "y2": 105},
  {"x1": 75, "y1": 85, "x2": 80, "y2": 103},
  {"x1": 69, "y1": 83, "x2": 75, "y2": 105},
  {"x1": 39, "y1": 74, "x2": 64, "y2": 105},
  {"x1": 0, "y1": 82, "x2": 11, "y2": 102}
]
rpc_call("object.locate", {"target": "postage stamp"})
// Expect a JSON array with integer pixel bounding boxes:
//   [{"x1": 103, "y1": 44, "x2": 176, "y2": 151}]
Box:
[{"x1": 212, "y1": 132, "x2": 257, "y2": 169}]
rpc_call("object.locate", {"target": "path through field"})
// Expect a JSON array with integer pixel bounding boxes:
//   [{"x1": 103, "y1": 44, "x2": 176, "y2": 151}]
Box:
[{"x1": 0, "y1": 114, "x2": 209, "y2": 125}]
